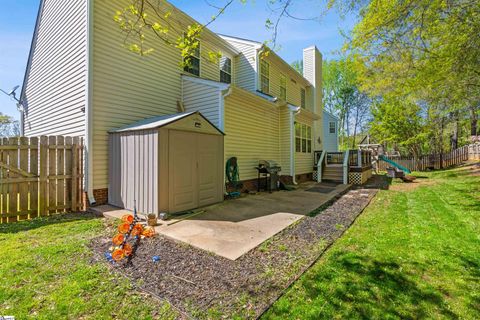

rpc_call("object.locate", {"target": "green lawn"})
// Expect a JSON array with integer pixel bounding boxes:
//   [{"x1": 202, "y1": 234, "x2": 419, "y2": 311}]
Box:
[
  {"x1": 0, "y1": 214, "x2": 178, "y2": 320},
  {"x1": 263, "y1": 166, "x2": 480, "y2": 319},
  {"x1": 1, "y1": 166, "x2": 478, "y2": 319}
]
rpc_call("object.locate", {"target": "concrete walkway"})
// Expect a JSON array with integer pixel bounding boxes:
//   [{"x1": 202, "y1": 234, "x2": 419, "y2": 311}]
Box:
[{"x1": 156, "y1": 182, "x2": 349, "y2": 260}]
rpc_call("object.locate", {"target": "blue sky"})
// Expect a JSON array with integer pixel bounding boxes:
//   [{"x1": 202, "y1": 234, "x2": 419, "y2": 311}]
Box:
[{"x1": 0, "y1": 0, "x2": 355, "y2": 120}]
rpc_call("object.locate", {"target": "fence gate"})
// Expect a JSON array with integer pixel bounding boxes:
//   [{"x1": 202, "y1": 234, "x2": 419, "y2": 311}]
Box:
[{"x1": 0, "y1": 136, "x2": 84, "y2": 223}]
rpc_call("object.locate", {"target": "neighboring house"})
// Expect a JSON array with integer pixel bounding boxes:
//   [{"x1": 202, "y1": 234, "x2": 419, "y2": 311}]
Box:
[
  {"x1": 20, "y1": 0, "x2": 324, "y2": 213},
  {"x1": 322, "y1": 110, "x2": 339, "y2": 152}
]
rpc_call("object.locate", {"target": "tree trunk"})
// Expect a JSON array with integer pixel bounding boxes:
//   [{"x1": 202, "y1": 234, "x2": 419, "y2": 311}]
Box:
[
  {"x1": 471, "y1": 105, "x2": 478, "y2": 136},
  {"x1": 451, "y1": 113, "x2": 459, "y2": 150}
]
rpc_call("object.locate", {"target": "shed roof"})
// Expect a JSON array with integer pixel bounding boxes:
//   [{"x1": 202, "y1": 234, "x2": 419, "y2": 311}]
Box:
[{"x1": 109, "y1": 111, "x2": 224, "y2": 134}]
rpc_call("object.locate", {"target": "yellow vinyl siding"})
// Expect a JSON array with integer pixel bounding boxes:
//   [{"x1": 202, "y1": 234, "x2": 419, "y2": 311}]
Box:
[
  {"x1": 224, "y1": 88, "x2": 282, "y2": 181},
  {"x1": 260, "y1": 55, "x2": 314, "y2": 112},
  {"x1": 295, "y1": 112, "x2": 314, "y2": 175},
  {"x1": 91, "y1": 0, "x2": 235, "y2": 189},
  {"x1": 279, "y1": 106, "x2": 292, "y2": 176}
]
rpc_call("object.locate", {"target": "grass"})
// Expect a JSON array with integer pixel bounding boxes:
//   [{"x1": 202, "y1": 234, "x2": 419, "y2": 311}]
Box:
[
  {"x1": 0, "y1": 213, "x2": 178, "y2": 320},
  {"x1": 262, "y1": 165, "x2": 480, "y2": 319},
  {"x1": 1, "y1": 165, "x2": 478, "y2": 319}
]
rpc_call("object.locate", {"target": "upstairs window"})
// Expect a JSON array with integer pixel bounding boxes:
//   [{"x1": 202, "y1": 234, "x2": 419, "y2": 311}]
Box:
[
  {"x1": 260, "y1": 59, "x2": 270, "y2": 94},
  {"x1": 184, "y1": 42, "x2": 200, "y2": 76},
  {"x1": 329, "y1": 121, "x2": 336, "y2": 134},
  {"x1": 295, "y1": 122, "x2": 312, "y2": 153},
  {"x1": 300, "y1": 88, "x2": 306, "y2": 109},
  {"x1": 280, "y1": 74, "x2": 287, "y2": 101},
  {"x1": 220, "y1": 56, "x2": 232, "y2": 83}
]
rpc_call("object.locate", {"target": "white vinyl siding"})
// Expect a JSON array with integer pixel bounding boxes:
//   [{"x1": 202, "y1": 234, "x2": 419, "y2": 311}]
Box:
[
  {"x1": 220, "y1": 37, "x2": 257, "y2": 91},
  {"x1": 23, "y1": 0, "x2": 87, "y2": 137},
  {"x1": 323, "y1": 111, "x2": 339, "y2": 152},
  {"x1": 182, "y1": 77, "x2": 223, "y2": 128}
]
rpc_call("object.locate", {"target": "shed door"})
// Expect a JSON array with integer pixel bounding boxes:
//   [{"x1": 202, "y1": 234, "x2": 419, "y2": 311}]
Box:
[{"x1": 168, "y1": 130, "x2": 222, "y2": 213}]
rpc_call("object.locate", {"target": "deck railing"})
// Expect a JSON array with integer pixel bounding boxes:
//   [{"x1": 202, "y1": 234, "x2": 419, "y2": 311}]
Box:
[{"x1": 348, "y1": 149, "x2": 373, "y2": 169}]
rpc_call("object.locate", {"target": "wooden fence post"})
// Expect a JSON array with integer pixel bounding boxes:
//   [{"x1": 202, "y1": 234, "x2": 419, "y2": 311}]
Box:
[
  {"x1": 71, "y1": 137, "x2": 79, "y2": 212},
  {"x1": 39, "y1": 136, "x2": 48, "y2": 216}
]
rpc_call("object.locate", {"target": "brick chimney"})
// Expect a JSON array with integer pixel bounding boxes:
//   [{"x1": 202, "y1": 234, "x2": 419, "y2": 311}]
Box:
[{"x1": 303, "y1": 46, "x2": 323, "y2": 149}]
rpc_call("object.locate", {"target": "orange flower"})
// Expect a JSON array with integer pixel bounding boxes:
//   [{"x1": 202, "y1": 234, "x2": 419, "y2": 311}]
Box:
[
  {"x1": 112, "y1": 248, "x2": 125, "y2": 261},
  {"x1": 121, "y1": 214, "x2": 134, "y2": 224},
  {"x1": 118, "y1": 222, "x2": 131, "y2": 234},
  {"x1": 112, "y1": 234, "x2": 124, "y2": 245},
  {"x1": 142, "y1": 226, "x2": 155, "y2": 238},
  {"x1": 123, "y1": 243, "x2": 133, "y2": 256},
  {"x1": 131, "y1": 223, "x2": 144, "y2": 236}
]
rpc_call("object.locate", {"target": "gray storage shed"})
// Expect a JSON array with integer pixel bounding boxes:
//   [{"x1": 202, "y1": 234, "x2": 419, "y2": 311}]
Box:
[{"x1": 108, "y1": 112, "x2": 225, "y2": 214}]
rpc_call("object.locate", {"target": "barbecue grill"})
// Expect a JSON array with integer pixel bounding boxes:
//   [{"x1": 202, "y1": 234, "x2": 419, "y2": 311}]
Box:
[{"x1": 256, "y1": 160, "x2": 282, "y2": 192}]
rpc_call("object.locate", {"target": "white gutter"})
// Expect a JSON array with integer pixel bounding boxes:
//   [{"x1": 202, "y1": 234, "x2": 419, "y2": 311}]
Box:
[
  {"x1": 288, "y1": 104, "x2": 301, "y2": 184},
  {"x1": 219, "y1": 85, "x2": 232, "y2": 132},
  {"x1": 220, "y1": 86, "x2": 232, "y2": 194},
  {"x1": 85, "y1": 0, "x2": 95, "y2": 205}
]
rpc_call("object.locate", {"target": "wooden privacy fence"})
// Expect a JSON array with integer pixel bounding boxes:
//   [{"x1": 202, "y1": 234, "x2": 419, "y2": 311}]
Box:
[
  {"x1": 0, "y1": 136, "x2": 84, "y2": 223},
  {"x1": 377, "y1": 145, "x2": 470, "y2": 172}
]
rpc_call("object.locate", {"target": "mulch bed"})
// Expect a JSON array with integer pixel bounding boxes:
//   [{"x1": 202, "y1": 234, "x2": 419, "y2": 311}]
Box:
[{"x1": 91, "y1": 175, "x2": 388, "y2": 319}]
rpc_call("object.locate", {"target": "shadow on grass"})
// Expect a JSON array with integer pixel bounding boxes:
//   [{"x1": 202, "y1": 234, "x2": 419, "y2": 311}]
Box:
[
  {"x1": 0, "y1": 212, "x2": 102, "y2": 234},
  {"x1": 361, "y1": 174, "x2": 391, "y2": 190},
  {"x1": 296, "y1": 251, "x2": 458, "y2": 319}
]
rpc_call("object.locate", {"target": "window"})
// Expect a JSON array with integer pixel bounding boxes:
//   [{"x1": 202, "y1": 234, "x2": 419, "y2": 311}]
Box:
[
  {"x1": 260, "y1": 59, "x2": 270, "y2": 93},
  {"x1": 329, "y1": 121, "x2": 336, "y2": 134},
  {"x1": 184, "y1": 42, "x2": 200, "y2": 76},
  {"x1": 220, "y1": 56, "x2": 232, "y2": 83},
  {"x1": 295, "y1": 122, "x2": 312, "y2": 153},
  {"x1": 279, "y1": 74, "x2": 287, "y2": 101},
  {"x1": 300, "y1": 88, "x2": 306, "y2": 109}
]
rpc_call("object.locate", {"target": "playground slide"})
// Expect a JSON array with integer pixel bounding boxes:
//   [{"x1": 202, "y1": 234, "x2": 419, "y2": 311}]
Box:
[{"x1": 378, "y1": 155, "x2": 412, "y2": 174}]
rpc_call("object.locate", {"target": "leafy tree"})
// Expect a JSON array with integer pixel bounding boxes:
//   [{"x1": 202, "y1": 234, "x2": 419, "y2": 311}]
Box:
[
  {"x1": 0, "y1": 113, "x2": 20, "y2": 137},
  {"x1": 290, "y1": 60, "x2": 303, "y2": 75},
  {"x1": 348, "y1": 0, "x2": 480, "y2": 151},
  {"x1": 323, "y1": 57, "x2": 371, "y2": 149},
  {"x1": 369, "y1": 97, "x2": 427, "y2": 157}
]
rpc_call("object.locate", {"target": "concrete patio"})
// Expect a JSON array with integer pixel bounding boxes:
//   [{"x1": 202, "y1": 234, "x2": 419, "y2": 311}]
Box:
[
  {"x1": 92, "y1": 181, "x2": 349, "y2": 260},
  {"x1": 156, "y1": 182, "x2": 349, "y2": 260}
]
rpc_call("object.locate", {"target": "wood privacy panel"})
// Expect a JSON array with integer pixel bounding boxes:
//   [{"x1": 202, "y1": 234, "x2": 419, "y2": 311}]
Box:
[
  {"x1": 377, "y1": 146, "x2": 470, "y2": 172},
  {"x1": 0, "y1": 136, "x2": 84, "y2": 223}
]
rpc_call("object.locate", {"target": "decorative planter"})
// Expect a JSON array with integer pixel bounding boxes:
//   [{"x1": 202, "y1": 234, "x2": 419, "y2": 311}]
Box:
[{"x1": 147, "y1": 214, "x2": 157, "y2": 226}]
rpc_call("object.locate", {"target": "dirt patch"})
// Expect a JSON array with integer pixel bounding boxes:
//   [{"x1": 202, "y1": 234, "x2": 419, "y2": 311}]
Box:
[
  {"x1": 389, "y1": 178, "x2": 437, "y2": 192},
  {"x1": 90, "y1": 175, "x2": 387, "y2": 319},
  {"x1": 466, "y1": 162, "x2": 480, "y2": 176}
]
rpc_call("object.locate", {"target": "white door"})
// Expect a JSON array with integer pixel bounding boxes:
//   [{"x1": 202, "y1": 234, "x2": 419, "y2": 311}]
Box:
[{"x1": 169, "y1": 131, "x2": 222, "y2": 212}]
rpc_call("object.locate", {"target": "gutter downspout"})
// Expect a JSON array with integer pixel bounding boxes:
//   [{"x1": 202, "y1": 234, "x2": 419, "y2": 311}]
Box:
[
  {"x1": 220, "y1": 85, "x2": 232, "y2": 194},
  {"x1": 288, "y1": 104, "x2": 301, "y2": 184},
  {"x1": 85, "y1": 0, "x2": 95, "y2": 205}
]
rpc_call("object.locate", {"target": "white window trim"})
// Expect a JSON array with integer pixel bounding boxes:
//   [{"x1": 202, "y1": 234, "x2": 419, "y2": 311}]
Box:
[
  {"x1": 260, "y1": 59, "x2": 270, "y2": 94},
  {"x1": 220, "y1": 56, "x2": 232, "y2": 84},
  {"x1": 329, "y1": 121, "x2": 336, "y2": 134},
  {"x1": 280, "y1": 73, "x2": 287, "y2": 101}
]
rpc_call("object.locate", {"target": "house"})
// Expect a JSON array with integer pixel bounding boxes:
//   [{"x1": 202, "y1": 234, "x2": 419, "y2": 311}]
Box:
[
  {"x1": 322, "y1": 110, "x2": 339, "y2": 152},
  {"x1": 20, "y1": 0, "x2": 324, "y2": 213}
]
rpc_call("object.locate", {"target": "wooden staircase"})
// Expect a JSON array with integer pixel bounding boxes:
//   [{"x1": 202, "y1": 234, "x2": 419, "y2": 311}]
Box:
[{"x1": 322, "y1": 165, "x2": 343, "y2": 183}]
